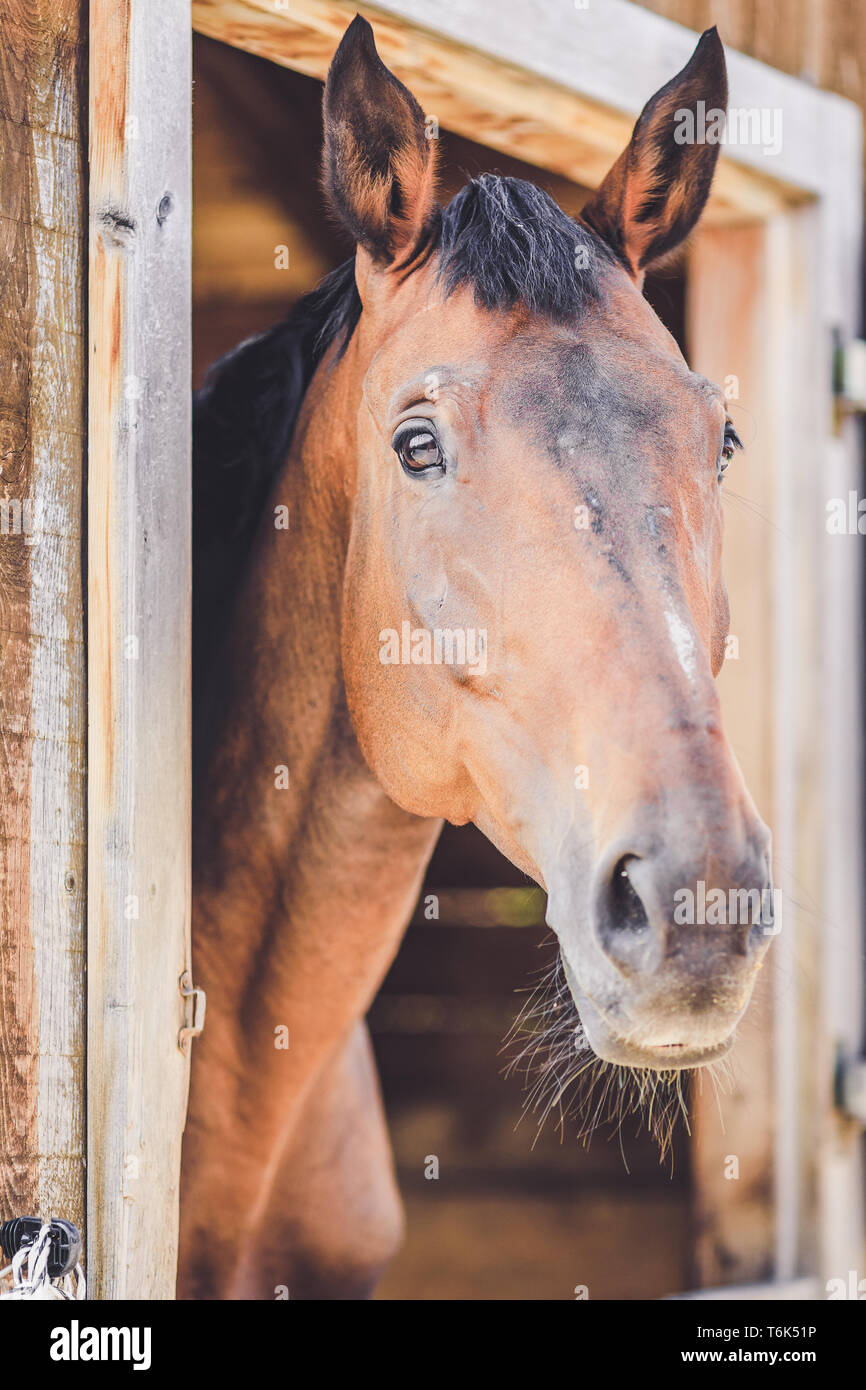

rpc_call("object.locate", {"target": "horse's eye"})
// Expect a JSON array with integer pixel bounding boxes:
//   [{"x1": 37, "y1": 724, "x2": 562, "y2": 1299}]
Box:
[
  {"x1": 393, "y1": 423, "x2": 445, "y2": 476},
  {"x1": 718, "y1": 421, "x2": 742, "y2": 481}
]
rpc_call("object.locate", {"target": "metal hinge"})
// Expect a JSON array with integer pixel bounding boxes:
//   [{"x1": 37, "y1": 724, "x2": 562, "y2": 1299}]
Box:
[
  {"x1": 178, "y1": 970, "x2": 207, "y2": 1054},
  {"x1": 836, "y1": 1050, "x2": 866, "y2": 1125},
  {"x1": 833, "y1": 333, "x2": 866, "y2": 415}
]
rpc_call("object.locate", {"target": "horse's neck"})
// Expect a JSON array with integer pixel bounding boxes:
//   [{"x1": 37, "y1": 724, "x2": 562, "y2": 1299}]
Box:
[{"x1": 194, "y1": 351, "x2": 440, "y2": 1043}]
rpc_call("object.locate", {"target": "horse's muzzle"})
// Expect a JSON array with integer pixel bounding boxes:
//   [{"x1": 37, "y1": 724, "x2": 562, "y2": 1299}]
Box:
[{"x1": 555, "y1": 821, "x2": 774, "y2": 1069}]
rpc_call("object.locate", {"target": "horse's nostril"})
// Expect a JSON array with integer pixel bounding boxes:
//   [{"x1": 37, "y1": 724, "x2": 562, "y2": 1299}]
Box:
[
  {"x1": 747, "y1": 879, "x2": 776, "y2": 951},
  {"x1": 609, "y1": 855, "x2": 650, "y2": 935},
  {"x1": 596, "y1": 854, "x2": 658, "y2": 975}
]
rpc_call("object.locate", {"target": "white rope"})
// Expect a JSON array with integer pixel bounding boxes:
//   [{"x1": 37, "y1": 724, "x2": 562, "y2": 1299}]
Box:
[{"x1": 0, "y1": 1222, "x2": 86, "y2": 1300}]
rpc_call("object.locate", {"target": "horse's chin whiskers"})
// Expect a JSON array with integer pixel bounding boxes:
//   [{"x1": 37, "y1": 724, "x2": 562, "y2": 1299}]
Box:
[{"x1": 501, "y1": 950, "x2": 721, "y2": 1164}]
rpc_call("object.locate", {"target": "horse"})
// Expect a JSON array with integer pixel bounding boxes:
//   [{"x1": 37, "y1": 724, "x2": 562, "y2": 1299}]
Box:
[{"x1": 178, "y1": 16, "x2": 773, "y2": 1299}]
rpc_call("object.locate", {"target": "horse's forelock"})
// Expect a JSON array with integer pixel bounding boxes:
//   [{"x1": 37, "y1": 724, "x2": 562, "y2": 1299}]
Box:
[{"x1": 436, "y1": 174, "x2": 611, "y2": 322}]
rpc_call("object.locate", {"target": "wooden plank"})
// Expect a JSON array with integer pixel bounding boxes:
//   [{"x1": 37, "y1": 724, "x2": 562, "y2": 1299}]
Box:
[
  {"x1": 813, "y1": 113, "x2": 865, "y2": 1293},
  {"x1": 764, "y1": 209, "x2": 816, "y2": 1284},
  {"x1": 687, "y1": 223, "x2": 777, "y2": 1287},
  {"x1": 190, "y1": 0, "x2": 809, "y2": 225},
  {"x1": 689, "y1": 214, "x2": 816, "y2": 1288},
  {"x1": 360, "y1": 0, "x2": 857, "y2": 198},
  {"x1": 87, "y1": 0, "x2": 192, "y2": 1299},
  {"x1": 648, "y1": 0, "x2": 866, "y2": 125},
  {"x1": 0, "y1": 0, "x2": 86, "y2": 1238}
]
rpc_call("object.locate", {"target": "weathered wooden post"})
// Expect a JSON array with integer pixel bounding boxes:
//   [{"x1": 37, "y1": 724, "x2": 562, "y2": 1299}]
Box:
[
  {"x1": 1, "y1": 0, "x2": 192, "y2": 1301},
  {"x1": 87, "y1": 0, "x2": 192, "y2": 1298},
  {"x1": 0, "y1": 0, "x2": 88, "y2": 1254}
]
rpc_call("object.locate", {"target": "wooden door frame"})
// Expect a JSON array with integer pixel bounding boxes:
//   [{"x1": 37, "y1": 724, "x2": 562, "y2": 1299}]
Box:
[
  {"x1": 87, "y1": 0, "x2": 192, "y2": 1299},
  {"x1": 186, "y1": 0, "x2": 864, "y2": 1297}
]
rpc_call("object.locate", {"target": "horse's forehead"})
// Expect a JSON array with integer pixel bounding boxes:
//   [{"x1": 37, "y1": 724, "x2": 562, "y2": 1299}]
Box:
[
  {"x1": 487, "y1": 333, "x2": 715, "y2": 472},
  {"x1": 369, "y1": 274, "x2": 718, "y2": 470},
  {"x1": 365, "y1": 283, "x2": 513, "y2": 396}
]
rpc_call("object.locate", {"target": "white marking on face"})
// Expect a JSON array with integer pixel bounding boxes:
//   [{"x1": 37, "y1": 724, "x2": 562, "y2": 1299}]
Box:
[{"x1": 664, "y1": 607, "x2": 697, "y2": 683}]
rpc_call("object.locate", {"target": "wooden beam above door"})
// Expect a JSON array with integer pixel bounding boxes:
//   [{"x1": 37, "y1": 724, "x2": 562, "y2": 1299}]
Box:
[{"x1": 190, "y1": 0, "x2": 808, "y2": 225}]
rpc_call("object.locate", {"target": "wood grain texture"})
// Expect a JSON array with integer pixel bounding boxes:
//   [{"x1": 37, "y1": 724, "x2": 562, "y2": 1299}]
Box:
[
  {"x1": 0, "y1": 0, "x2": 86, "y2": 1237},
  {"x1": 642, "y1": 0, "x2": 866, "y2": 110},
  {"x1": 87, "y1": 0, "x2": 192, "y2": 1298},
  {"x1": 190, "y1": 0, "x2": 808, "y2": 224},
  {"x1": 687, "y1": 223, "x2": 777, "y2": 1287}
]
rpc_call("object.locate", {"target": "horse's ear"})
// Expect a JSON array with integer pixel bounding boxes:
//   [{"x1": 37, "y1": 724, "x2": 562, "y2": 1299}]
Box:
[
  {"x1": 580, "y1": 27, "x2": 727, "y2": 277},
  {"x1": 322, "y1": 15, "x2": 437, "y2": 264}
]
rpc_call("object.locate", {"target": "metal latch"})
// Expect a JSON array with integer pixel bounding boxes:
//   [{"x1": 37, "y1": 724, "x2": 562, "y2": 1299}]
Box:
[
  {"x1": 0, "y1": 1217, "x2": 81, "y2": 1278},
  {"x1": 178, "y1": 970, "x2": 207, "y2": 1054}
]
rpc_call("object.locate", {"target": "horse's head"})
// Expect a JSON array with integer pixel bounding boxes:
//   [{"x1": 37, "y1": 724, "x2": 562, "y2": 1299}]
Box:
[{"x1": 322, "y1": 18, "x2": 772, "y2": 1070}]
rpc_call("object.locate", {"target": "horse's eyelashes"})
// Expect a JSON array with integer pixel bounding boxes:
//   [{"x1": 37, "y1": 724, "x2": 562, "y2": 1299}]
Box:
[
  {"x1": 722, "y1": 421, "x2": 743, "y2": 455},
  {"x1": 718, "y1": 421, "x2": 743, "y2": 481}
]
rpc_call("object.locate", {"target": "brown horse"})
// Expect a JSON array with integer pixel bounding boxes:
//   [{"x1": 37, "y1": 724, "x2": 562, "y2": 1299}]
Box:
[{"x1": 179, "y1": 17, "x2": 772, "y2": 1299}]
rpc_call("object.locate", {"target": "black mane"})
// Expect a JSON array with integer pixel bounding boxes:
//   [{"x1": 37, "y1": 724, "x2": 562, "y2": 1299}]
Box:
[{"x1": 194, "y1": 175, "x2": 609, "y2": 683}]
